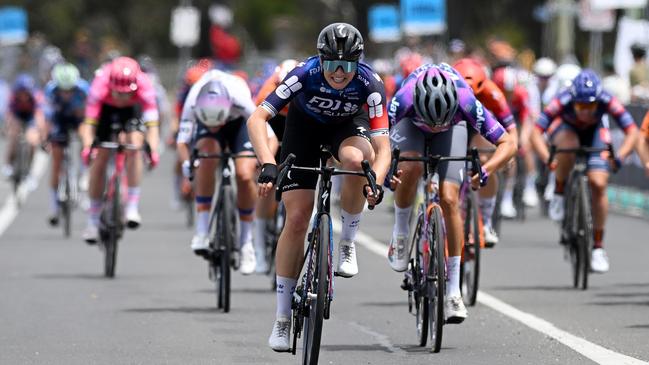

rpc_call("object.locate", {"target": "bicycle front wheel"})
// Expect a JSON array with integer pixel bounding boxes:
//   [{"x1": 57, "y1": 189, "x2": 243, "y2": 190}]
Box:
[
  {"x1": 61, "y1": 164, "x2": 72, "y2": 238},
  {"x1": 104, "y1": 180, "x2": 120, "y2": 278},
  {"x1": 411, "y1": 211, "x2": 428, "y2": 346},
  {"x1": 302, "y1": 214, "x2": 330, "y2": 365},
  {"x1": 577, "y1": 177, "x2": 593, "y2": 290},
  {"x1": 428, "y1": 205, "x2": 445, "y2": 353},
  {"x1": 216, "y1": 187, "x2": 236, "y2": 312},
  {"x1": 461, "y1": 189, "x2": 481, "y2": 306}
]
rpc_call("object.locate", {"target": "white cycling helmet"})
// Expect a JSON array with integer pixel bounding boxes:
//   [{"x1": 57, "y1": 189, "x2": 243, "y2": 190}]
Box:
[
  {"x1": 194, "y1": 80, "x2": 232, "y2": 127},
  {"x1": 533, "y1": 57, "x2": 557, "y2": 78},
  {"x1": 276, "y1": 59, "x2": 298, "y2": 82},
  {"x1": 554, "y1": 63, "x2": 582, "y2": 89},
  {"x1": 51, "y1": 63, "x2": 80, "y2": 90}
]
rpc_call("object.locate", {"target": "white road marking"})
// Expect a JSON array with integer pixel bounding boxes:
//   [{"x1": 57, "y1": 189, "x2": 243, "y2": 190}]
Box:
[
  {"x1": 0, "y1": 151, "x2": 48, "y2": 236},
  {"x1": 334, "y1": 221, "x2": 649, "y2": 365},
  {"x1": 349, "y1": 321, "x2": 405, "y2": 355}
]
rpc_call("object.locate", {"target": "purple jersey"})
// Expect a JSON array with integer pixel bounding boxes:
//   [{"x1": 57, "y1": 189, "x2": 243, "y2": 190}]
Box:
[
  {"x1": 388, "y1": 63, "x2": 506, "y2": 145},
  {"x1": 260, "y1": 56, "x2": 389, "y2": 137}
]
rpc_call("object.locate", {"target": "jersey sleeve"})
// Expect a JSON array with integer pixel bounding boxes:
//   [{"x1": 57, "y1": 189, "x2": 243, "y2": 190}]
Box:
[
  {"x1": 537, "y1": 92, "x2": 568, "y2": 132},
  {"x1": 458, "y1": 87, "x2": 506, "y2": 145},
  {"x1": 601, "y1": 92, "x2": 636, "y2": 133},
  {"x1": 84, "y1": 67, "x2": 110, "y2": 123},
  {"x1": 513, "y1": 86, "x2": 531, "y2": 125},
  {"x1": 260, "y1": 63, "x2": 307, "y2": 117},
  {"x1": 43, "y1": 82, "x2": 56, "y2": 120},
  {"x1": 364, "y1": 70, "x2": 389, "y2": 137},
  {"x1": 136, "y1": 73, "x2": 160, "y2": 125},
  {"x1": 388, "y1": 78, "x2": 414, "y2": 127},
  {"x1": 482, "y1": 80, "x2": 515, "y2": 130}
]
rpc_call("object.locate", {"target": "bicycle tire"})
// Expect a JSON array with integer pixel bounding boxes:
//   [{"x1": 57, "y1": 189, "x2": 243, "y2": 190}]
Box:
[
  {"x1": 462, "y1": 189, "x2": 481, "y2": 306},
  {"x1": 217, "y1": 186, "x2": 236, "y2": 313},
  {"x1": 411, "y1": 211, "x2": 428, "y2": 347},
  {"x1": 513, "y1": 155, "x2": 527, "y2": 221},
  {"x1": 578, "y1": 177, "x2": 593, "y2": 290},
  {"x1": 62, "y1": 161, "x2": 72, "y2": 238},
  {"x1": 566, "y1": 175, "x2": 580, "y2": 288},
  {"x1": 428, "y1": 205, "x2": 445, "y2": 353},
  {"x1": 104, "y1": 177, "x2": 120, "y2": 278},
  {"x1": 302, "y1": 214, "x2": 330, "y2": 365},
  {"x1": 492, "y1": 171, "x2": 505, "y2": 236}
]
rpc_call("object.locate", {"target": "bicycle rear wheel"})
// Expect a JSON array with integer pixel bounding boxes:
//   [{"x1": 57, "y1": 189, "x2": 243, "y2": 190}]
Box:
[
  {"x1": 461, "y1": 190, "x2": 481, "y2": 306},
  {"x1": 428, "y1": 205, "x2": 445, "y2": 353},
  {"x1": 577, "y1": 178, "x2": 593, "y2": 290},
  {"x1": 302, "y1": 214, "x2": 330, "y2": 365},
  {"x1": 492, "y1": 171, "x2": 505, "y2": 236}
]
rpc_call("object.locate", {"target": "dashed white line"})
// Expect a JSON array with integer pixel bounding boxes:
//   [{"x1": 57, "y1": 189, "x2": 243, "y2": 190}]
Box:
[{"x1": 334, "y1": 220, "x2": 649, "y2": 365}]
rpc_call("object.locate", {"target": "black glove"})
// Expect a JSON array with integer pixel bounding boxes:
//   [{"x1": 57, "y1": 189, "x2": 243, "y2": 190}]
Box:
[
  {"x1": 258, "y1": 163, "x2": 278, "y2": 184},
  {"x1": 363, "y1": 184, "x2": 384, "y2": 206}
]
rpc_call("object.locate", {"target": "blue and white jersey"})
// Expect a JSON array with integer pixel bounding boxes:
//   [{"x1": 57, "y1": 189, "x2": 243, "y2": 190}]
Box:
[
  {"x1": 260, "y1": 55, "x2": 389, "y2": 137},
  {"x1": 44, "y1": 79, "x2": 89, "y2": 122}
]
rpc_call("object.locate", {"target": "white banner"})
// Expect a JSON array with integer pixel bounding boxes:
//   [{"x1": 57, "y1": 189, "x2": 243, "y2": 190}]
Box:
[
  {"x1": 170, "y1": 6, "x2": 200, "y2": 48},
  {"x1": 614, "y1": 17, "x2": 649, "y2": 80},
  {"x1": 591, "y1": 0, "x2": 647, "y2": 10}
]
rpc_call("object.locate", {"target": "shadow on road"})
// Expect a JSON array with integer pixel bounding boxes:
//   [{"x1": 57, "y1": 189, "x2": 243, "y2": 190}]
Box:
[
  {"x1": 489, "y1": 285, "x2": 576, "y2": 291},
  {"x1": 360, "y1": 301, "x2": 405, "y2": 307},
  {"x1": 320, "y1": 344, "x2": 395, "y2": 353},
  {"x1": 32, "y1": 273, "x2": 106, "y2": 280},
  {"x1": 627, "y1": 324, "x2": 649, "y2": 329},
  {"x1": 122, "y1": 306, "x2": 219, "y2": 314},
  {"x1": 587, "y1": 301, "x2": 649, "y2": 307}
]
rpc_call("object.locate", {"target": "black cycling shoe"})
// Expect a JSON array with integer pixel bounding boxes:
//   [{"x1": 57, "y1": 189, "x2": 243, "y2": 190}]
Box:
[{"x1": 49, "y1": 216, "x2": 59, "y2": 227}]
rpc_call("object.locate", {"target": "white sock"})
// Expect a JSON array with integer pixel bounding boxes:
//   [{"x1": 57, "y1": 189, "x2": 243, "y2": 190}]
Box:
[
  {"x1": 525, "y1": 174, "x2": 537, "y2": 190},
  {"x1": 196, "y1": 211, "x2": 210, "y2": 236},
  {"x1": 340, "y1": 209, "x2": 361, "y2": 242},
  {"x1": 276, "y1": 276, "x2": 297, "y2": 319},
  {"x1": 254, "y1": 218, "x2": 268, "y2": 259},
  {"x1": 503, "y1": 188, "x2": 513, "y2": 203},
  {"x1": 446, "y1": 256, "x2": 461, "y2": 297},
  {"x1": 126, "y1": 187, "x2": 140, "y2": 213},
  {"x1": 88, "y1": 199, "x2": 102, "y2": 226},
  {"x1": 479, "y1": 197, "x2": 496, "y2": 228},
  {"x1": 49, "y1": 188, "x2": 59, "y2": 215},
  {"x1": 394, "y1": 204, "x2": 413, "y2": 238},
  {"x1": 240, "y1": 220, "x2": 253, "y2": 248}
]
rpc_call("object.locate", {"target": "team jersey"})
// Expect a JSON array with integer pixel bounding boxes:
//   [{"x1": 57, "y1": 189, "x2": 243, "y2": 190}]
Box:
[
  {"x1": 176, "y1": 69, "x2": 257, "y2": 145},
  {"x1": 260, "y1": 56, "x2": 389, "y2": 137},
  {"x1": 9, "y1": 89, "x2": 44, "y2": 121},
  {"x1": 44, "y1": 79, "x2": 89, "y2": 121},
  {"x1": 255, "y1": 72, "x2": 288, "y2": 116},
  {"x1": 388, "y1": 63, "x2": 506, "y2": 145},
  {"x1": 476, "y1": 79, "x2": 515, "y2": 131},
  {"x1": 537, "y1": 89, "x2": 636, "y2": 133},
  {"x1": 506, "y1": 85, "x2": 531, "y2": 126},
  {"x1": 85, "y1": 63, "x2": 159, "y2": 126}
]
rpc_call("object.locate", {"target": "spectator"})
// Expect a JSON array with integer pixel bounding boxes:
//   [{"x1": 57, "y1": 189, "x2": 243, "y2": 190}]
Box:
[
  {"x1": 629, "y1": 43, "x2": 648, "y2": 87},
  {"x1": 602, "y1": 57, "x2": 630, "y2": 105}
]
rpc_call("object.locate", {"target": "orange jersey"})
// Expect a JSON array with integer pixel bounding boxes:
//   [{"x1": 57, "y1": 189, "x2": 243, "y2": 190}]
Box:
[
  {"x1": 254, "y1": 72, "x2": 289, "y2": 116},
  {"x1": 476, "y1": 79, "x2": 515, "y2": 131}
]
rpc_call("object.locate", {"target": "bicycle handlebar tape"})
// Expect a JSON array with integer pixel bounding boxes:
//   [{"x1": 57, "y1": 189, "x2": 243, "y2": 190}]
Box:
[
  {"x1": 386, "y1": 147, "x2": 401, "y2": 190},
  {"x1": 361, "y1": 160, "x2": 378, "y2": 210},
  {"x1": 275, "y1": 154, "x2": 296, "y2": 202}
]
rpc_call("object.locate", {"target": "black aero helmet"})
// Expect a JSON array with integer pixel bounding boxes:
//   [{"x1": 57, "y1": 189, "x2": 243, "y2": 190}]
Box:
[
  {"x1": 413, "y1": 67, "x2": 459, "y2": 130},
  {"x1": 317, "y1": 22, "x2": 364, "y2": 61}
]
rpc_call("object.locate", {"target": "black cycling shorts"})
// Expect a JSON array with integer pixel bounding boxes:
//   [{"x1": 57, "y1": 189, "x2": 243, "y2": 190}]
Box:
[
  {"x1": 279, "y1": 104, "x2": 371, "y2": 193},
  {"x1": 193, "y1": 117, "x2": 253, "y2": 154},
  {"x1": 96, "y1": 104, "x2": 145, "y2": 142}
]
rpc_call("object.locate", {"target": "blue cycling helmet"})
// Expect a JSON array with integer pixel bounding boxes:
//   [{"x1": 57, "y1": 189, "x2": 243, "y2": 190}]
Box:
[
  {"x1": 13, "y1": 73, "x2": 36, "y2": 92},
  {"x1": 570, "y1": 69, "x2": 602, "y2": 103}
]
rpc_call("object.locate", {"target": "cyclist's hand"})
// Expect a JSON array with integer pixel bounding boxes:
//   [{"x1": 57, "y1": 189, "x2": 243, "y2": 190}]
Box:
[
  {"x1": 470, "y1": 166, "x2": 489, "y2": 190},
  {"x1": 363, "y1": 184, "x2": 384, "y2": 207},
  {"x1": 81, "y1": 146, "x2": 92, "y2": 166},
  {"x1": 149, "y1": 151, "x2": 160, "y2": 169},
  {"x1": 386, "y1": 169, "x2": 402, "y2": 191},
  {"x1": 165, "y1": 133, "x2": 176, "y2": 147},
  {"x1": 258, "y1": 163, "x2": 278, "y2": 197},
  {"x1": 181, "y1": 160, "x2": 193, "y2": 178}
]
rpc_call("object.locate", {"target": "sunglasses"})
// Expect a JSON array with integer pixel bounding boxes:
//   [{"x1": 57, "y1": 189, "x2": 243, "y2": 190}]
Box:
[
  {"x1": 321, "y1": 59, "x2": 357, "y2": 73},
  {"x1": 574, "y1": 102, "x2": 597, "y2": 112}
]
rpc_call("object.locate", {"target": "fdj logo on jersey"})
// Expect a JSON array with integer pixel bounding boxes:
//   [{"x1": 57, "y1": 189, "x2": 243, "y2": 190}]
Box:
[{"x1": 276, "y1": 75, "x2": 302, "y2": 100}]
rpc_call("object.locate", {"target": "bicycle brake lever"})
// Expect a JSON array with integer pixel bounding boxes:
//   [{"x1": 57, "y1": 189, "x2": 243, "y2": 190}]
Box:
[{"x1": 361, "y1": 160, "x2": 377, "y2": 210}]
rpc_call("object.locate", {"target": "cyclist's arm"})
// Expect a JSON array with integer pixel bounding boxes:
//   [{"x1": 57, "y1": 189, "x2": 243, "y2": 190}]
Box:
[
  {"x1": 637, "y1": 114, "x2": 649, "y2": 171},
  {"x1": 604, "y1": 94, "x2": 638, "y2": 160},
  {"x1": 247, "y1": 106, "x2": 275, "y2": 165},
  {"x1": 485, "y1": 132, "x2": 516, "y2": 175}
]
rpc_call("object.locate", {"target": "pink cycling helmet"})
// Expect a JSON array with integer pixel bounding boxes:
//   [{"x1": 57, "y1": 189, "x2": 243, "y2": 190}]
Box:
[{"x1": 109, "y1": 57, "x2": 141, "y2": 93}]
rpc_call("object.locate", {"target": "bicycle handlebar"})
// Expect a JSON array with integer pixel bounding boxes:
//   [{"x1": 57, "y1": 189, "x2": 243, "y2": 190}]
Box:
[
  {"x1": 547, "y1": 144, "x2": 618, "y2": 173},
  {"x1": 188, "y1": 149, "x2": 258, "y2": 181},
  {"x1": 361, "y1": 160, "x2": 378, "y2": 210}
]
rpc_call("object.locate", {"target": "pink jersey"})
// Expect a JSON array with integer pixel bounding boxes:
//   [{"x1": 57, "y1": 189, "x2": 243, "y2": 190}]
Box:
[{"x1": 85, "y1": 64, "x2": 159, "y2": 125}]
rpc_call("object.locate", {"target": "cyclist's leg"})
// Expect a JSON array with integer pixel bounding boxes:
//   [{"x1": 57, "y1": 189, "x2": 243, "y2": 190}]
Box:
[
  {"x1": 333, "y1": 110, "x2": 375, "y2": 277},
  {"x1": 548, "y1": 121, "x2": 578, "y2": 221},
  {"x1": 388, "y1": 118, "x2": 425, "y2": 272},
  {"x1": 2, "y1": 115, "x2": 20, "y2": 176},
  {"x1": 521, "y1": 121, "x2": 539, "y2": 207},
  {"x1": 585, "y1": 125, "x2": 611, "y2": 272},
  {"x1": 229, "y1": 117, "x2": 261, "y2": 274},
  {"x1": 471, "y1": 132, "x2": 498, "y2": 241},
  {"x1": 190, "y1": 129, "x2": 221, "y2": 251},
  {"x1": 124, "y1": 117, "x2": 146, "y2": 227}
]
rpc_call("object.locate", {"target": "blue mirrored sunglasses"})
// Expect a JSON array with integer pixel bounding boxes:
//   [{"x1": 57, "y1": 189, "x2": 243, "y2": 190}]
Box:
[{"x1": 321, "y1": 59, "x2": 357, "y2": 73}]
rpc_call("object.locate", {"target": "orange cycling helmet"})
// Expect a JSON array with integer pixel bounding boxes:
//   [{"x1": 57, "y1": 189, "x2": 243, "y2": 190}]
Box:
[
  {"x1": 109, "y1": 56, "x2": 141, "y2": 93},
  {"x1": 184, "y1": 58, "x2": 213, "y2": 85},
  {"x1": 399, "y1": 53, "x2": 423, "y2": 78},
  {"x1": 453, "y1": 58, "x2": 487, "y2": 95}
]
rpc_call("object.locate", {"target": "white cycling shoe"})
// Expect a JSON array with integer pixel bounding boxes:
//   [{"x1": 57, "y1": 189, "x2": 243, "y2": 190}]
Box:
[
  {"x1": 500, "y1": 198, "x2": 517, "y2": 219},
  {"x1": 125, "y1": 208, "x2": 141, "y2": 229},
  {"x1": 590, "y1": 248, "x2": 610, "y2": 273},
  {"x1": 483, "y1": 225, "x2": 499, "y2": 247},
  {"x1": 444, "y1": 295, "x2": 468, "y2": 324},
  {"x1": 239, "y1": 242, "x2": 256, "y2": 275},
  {"x1": 336, "y1": 240, "x2": 358, "y2": 278},
  {"x1": 549, "y1": 194, "x2": 565, "y2": 222},
  {"x1": 83, "y1": 222, "x2": 98, "y2": 244},
  {"x1": 523, "y1": 187, "x2": 539, "y2": 207},
  {"x1": 190, "y1": 233, "x2": 209, "y2": 253},
  {"x1": 387, "y1": 234, "x2": 409, "y2": 272},
  {"x1": 268, "y1": 316, "x2": 291, "y2": 352}
]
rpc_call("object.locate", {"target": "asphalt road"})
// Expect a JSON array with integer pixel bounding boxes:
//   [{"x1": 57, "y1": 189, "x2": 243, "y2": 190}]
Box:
[{"x1": 1, "y1": 151, "x2": 648, "y2": 365}]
